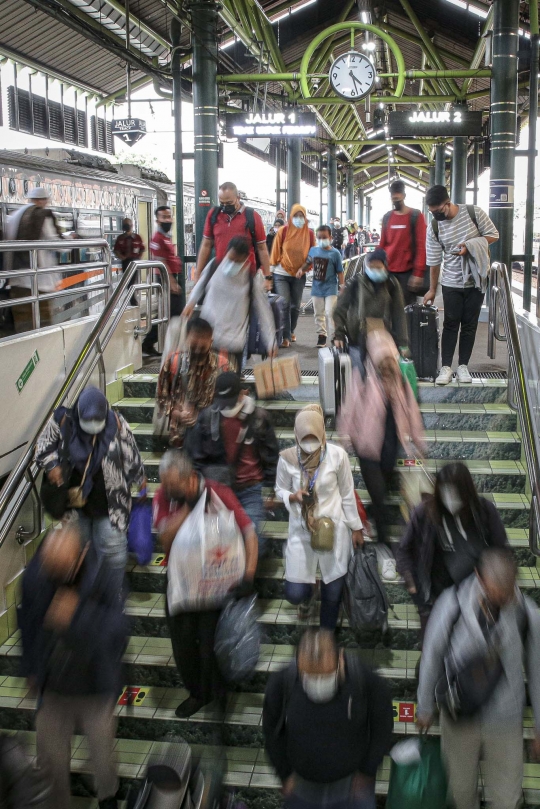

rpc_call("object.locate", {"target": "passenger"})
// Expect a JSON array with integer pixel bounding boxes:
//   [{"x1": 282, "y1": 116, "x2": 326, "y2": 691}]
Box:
[
  {"x1": 357, "y1": 224, "x2": 367, "y2": 252},
  {"x1": 184, "y1": 235, "x2": 276, "y2": 373},
  {"x1": 266, "y1": 217, "x2": 285, "y2": 254},
  {"x1": 0, "y1": 735, "x2": 51, "y2": 808},
  {"x1": 7, "y1": 187, "x2": 64, "y2": 333},
  {"x1": 142, "y1": 205, "x2": 182, "y2": 357},
  {"x1": 396, "y1": 462, "x2": 509, "y2": 641},
  {"x1": 344, "y1": 221, "x2": 358, "y2": 260},
  {"x1": 379, "y1": 179, "x2": 428, "y2": 306},
  {"x1": 270, "y1": 204, "x2": 316, "y2": 347},
  {"x1": 195, "y1": 181, "x2": 272, "y2": 286},
  {"x1": 424, "y1": 184, "x2": 499, "y2": 385},
  {"x1": 113, "y1": 217, "x2": 145, "y2": 274},
  {"x1": 276, "y1": 404, "x2": 365, "y2": 630},
  {"x1": 19, "y1": 523, "x2": 127, "y2": 809},
  {"x1": 331, "y1": 218, "x2": 344, "y2": 253},
  {"x1": 262, "y1": 629, "x2": 393, "y2": 809},
  {"x1": 184, "y1": 371, "x2": 279, "y2": 558},
  {"x1": 297, "y1": 224, "x2": 344, "y2": 348},
  {"x1": 338, "y1": 328, "x2": 425, "y2": 573},
  {"x1": 417, "y1": 548, "x2": 540, "y2": 809},
  {"x1": 153, "y1": 450, "x2": 258, "y2": 717},
  {"x1": 36, "y1": 386, "x2": 146, "y2": 592},
  {"x1": 156, "y1": 317, "x2": 224, "y2": 448},
  {"x1": 333, "y1": 247, "x2": 409, "y2": 371}
]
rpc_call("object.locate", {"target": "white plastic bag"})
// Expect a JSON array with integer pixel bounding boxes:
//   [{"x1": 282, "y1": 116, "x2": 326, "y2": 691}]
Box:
[{"x1": 167, "y1": 489, "x2": 246, "y2": 614}]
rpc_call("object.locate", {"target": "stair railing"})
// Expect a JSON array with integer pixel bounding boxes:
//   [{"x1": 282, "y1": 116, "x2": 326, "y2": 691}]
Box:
[
  {"x1": 0, "y1": 258, "x2": 170, "y2": 551},
  {"x1": 488, "y1": 262, "x2": 540, "y2": 556}
]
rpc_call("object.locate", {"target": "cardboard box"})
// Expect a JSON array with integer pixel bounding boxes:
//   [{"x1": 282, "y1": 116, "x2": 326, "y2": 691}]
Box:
[{"x1": 253, "y1": 354, "x2": 301, "y2": 399}]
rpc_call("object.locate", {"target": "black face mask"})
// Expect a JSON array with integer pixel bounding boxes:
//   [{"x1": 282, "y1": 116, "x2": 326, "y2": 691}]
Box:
[
  {"x1": 432, "y1": 209, "x2": 448, "y2": 222},
  {"x1": 393, "y1": 200, "x2": 404, "y2": 212},
  {"x1": 122, "y1": 224, "x2": 130, "y2": 232},
  {"x1": 221, "y1": 203, "x2": 237, "y2": 216},
  {"x1": 160, "y1": 221, "x2": 172, "y2": 233}
]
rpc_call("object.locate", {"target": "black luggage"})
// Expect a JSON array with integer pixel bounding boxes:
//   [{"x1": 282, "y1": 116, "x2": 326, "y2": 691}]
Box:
[
  {"x1": 343, "y1": 546, "x2": 389, "y2": 631},
  {"x1": 405, "y1": 303, "x2": 439, "y2": 381},
  {"x1": 126, "y1": 742, "x2": 194, "y2": 809}
]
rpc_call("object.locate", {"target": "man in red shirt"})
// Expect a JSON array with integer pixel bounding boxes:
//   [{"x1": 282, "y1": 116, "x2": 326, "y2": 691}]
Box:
[
  {"x1": 195, "y1": 181, "x2": 272, "y2": 287},
  {"x1": 379, "y1": 179, "x2": 427, "y2": 306},
  {"x1": 113, "y1": 218, "x2": 145, "y2": 273},
  {"x1": 143, "y1": 205, "x2": 182, "y2": 356},
  {"x1": 153, "y1": 449, "x2": 257, "y2": 718}
]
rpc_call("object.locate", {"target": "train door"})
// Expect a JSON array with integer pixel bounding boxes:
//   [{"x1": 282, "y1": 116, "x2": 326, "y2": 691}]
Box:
[{"x1": 137, "y1": 201, "x2": 152, "y2": 259}]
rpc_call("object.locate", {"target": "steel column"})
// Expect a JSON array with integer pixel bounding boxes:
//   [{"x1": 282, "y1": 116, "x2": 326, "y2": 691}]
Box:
[
  {"x1": 357, "y1": 189, "x2": 364, "y2": 227},
  {"x1": 489, "y1": 0, "x2": 520, "y2": 275},
  {"x1": 171, "y1": 18, "x2": 185, "y2": 310},
  {"x1": 346, "y1": 165, "x2": 355, "y2": 221},
  {"x1": 327, "y1": 144, "x2": 337, "y2": 221},
  {"x1": 473, "y1": 140, "x2": 480, "y2": 206},
  {"x1": 319, "y1": 157, "x2": 324, "y2": 226},
  {"x1": 524, "y1": 0, "x2": 539, "y2": 311},
  {"x1": 190, "y1": 0, "x2": 219, "y2": 248},
  {"x1": 451, "y1": 136, "x2": 468, "y2": 204},
  {"x1": 287, "y1": 138, "x2": 301, "y2": 208},
  {"x1": 435, "y1": 143, "x2": 446, "y2": 187},
  {"x1": 276, "y1": 140, "x2": 282, "y2": 212},
  {"x1": 366, "y1": 197, "x2": 372, "y2": 228}
]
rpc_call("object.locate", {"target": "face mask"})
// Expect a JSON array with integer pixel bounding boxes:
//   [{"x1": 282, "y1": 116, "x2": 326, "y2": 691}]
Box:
[
  {"x1": 302, "y1": 672, "x2": 338, "y2": 703},
  {"x1": 299, "y1": 438, "x2": 321, "y2": 454},
  {"x1": 292, "y1": 216, "x2": 305, "y2": 228},
  {"x1": 222, "y1": 258, "x2": 246, "y2": 278},
  {"x1": 221, "y1": 399, "x2": 244, "y2": 418},
  {"x1": 79, "y1": 418, "x2": 106, "y2": 435},
  {"x1": 440, "y1": 485, "x2": 463, "y2": 515},
  {"x1": 393, "y1": 200, "x2": 404, "y2": 212},
  {"x1": 160, "y1": 221, "x2": 172, "y2": 233},
  {"x1": 365, "y1": 266, "x2": 388, "y2": 283},
  {"x1": 122, "y1": 223, "x2": 130, "y2": 232},
  {"x1": 317, "y1": 238, "x2": 331, "y2": 248},
  {"x1": 221, "y1": 203, "x2": 237, "y2": 216},
  {"x1": 432, "y1": 208, "x2": 448, "y2": 222}
]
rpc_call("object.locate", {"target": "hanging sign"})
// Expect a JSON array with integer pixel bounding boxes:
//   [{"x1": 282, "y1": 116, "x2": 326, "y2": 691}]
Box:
[
  {"x1": 387, "y1": 110, "x2": 483, "y2": 138},
  {"x1": 226, "y1": 111, "x2": 317, "y2": 139},
  {"x1": 112, "y1": 118, "x2": 147, "y2": 147}
]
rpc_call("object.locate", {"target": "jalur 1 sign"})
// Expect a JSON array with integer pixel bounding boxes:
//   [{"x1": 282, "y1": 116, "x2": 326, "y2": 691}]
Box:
[
  {"x1": 387, "y1": 110, "x2": 483, "y2": 138},
  {"x1": 112, "y1": 118, "x2": 147, "y2": 147},
  {"x1": 226, "y1": 111, "x2": 317, "y2": 139}
]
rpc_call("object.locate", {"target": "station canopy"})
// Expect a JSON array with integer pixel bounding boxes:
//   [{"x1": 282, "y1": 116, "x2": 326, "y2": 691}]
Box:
[{"x1": 1, "y1": 0, "x2": 535, "y2": 191}]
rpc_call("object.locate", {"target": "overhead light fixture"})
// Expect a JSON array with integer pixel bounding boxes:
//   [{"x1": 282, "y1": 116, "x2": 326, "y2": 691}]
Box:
[{"x1": 270, "y1": 0, "x2": 317, "y2": 23}]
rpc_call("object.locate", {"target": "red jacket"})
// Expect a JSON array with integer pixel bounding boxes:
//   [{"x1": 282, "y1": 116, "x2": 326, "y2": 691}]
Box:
[
  {"x1": 113, "y1": 232, "x2": 145, "y2": 261},
  {"x1": 149, "y1": 229, "x2": 181, "y2": 276}
]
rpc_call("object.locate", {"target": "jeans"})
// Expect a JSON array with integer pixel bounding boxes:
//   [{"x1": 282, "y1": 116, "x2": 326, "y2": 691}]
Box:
[
  {"x1": 441, "y1": 286, "x2": 484, "y2": 367},
  {"x1": 392, "y1": 269, "x2": 418, "y2": 307},
  {"x1": 274, "y1": 274, "x2": 307, "y2": 340},
  {"x1": 77, "y1": 514, "x2": 127, "y2": 593},
  {"x1": 237, "y1": 483, "x2": 266, "y2": 557},
  {"x1": 358, "y1": 406, "x2": 398, "y2": 548},
  {"x1": 313, "y1": 295, "x2": 338, "y2": 338},
  {"x1": 285, "y1": 576, "x2": 345, "y2": 630}
]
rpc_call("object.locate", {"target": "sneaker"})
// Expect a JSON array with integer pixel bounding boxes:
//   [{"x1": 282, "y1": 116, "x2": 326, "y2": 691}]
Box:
[
  {"x1": 291, "y1": 333, "x2": 297, "y2": 342},
  {"x1": 436, "y1": 366, "x2": 453, "y2": 385},
  {"x1": 381, "y1": 558, "x2": 399, "y2": 582},
  {"x1": 297, "y1": 586, "x2": 317, "y2": 621},
  {"x1": 456, "y1": 364, "x2": 472, "y2": 383},
  {"x1": 175, "y1": 695, "x2": 205, "y2": 718},
  {"x1": 282, "y1": 339, "x2": 290, "y2": 348},
  {"x1": 317, "y1": 335, "x2": 327, "y2": 348}
]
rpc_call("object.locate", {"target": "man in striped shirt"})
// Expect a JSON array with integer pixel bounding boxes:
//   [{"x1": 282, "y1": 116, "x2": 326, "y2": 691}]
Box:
[{"x1": 424, "y1": 185, "x2": 499, "y2": 385}]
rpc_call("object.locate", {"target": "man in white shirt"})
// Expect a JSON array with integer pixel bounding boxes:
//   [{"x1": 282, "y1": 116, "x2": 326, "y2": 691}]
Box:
[{"x1": 424, "y1": 185, "x2": 499, "y2": 385}]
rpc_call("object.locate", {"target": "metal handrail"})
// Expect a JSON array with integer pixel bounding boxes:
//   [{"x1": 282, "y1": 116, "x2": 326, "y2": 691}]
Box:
[
  {"x1": 0, "y1": 257, "x2": 170, "y2": 549},
  {"x1": 488, "y1": 262, "x2": 540, "y2": 556}
]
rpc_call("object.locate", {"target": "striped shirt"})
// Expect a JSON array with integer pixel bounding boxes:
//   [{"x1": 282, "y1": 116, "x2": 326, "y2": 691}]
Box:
[{"x1": 426, "y1": 205, "x2": 499, "y2": 289}]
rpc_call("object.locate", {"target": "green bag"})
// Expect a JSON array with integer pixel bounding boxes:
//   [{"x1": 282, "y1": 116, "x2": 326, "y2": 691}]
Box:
[
  {"x1": 399, "y1": 356, "x2": 418, "y2": 399},
  {"x1": 386, "y1": 738, "x2": 448, "y2": 809}
]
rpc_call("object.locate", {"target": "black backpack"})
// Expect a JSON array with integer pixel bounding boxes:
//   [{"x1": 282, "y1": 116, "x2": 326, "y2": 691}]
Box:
[
  {"x1": 431, "y1": 204, "x2": 479, "y2": 248},
  {"x1": 209, "y1": 205, "x2": 259, "y2": 258}
]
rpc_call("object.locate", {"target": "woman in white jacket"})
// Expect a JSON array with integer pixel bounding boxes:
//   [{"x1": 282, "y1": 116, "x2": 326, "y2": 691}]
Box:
[{"x1": 275, "y1": 404, "x2": 364, "y2": 630}]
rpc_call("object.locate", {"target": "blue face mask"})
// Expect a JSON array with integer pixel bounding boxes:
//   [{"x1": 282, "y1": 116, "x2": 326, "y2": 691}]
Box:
[
  {"x1": 292, "y1": 216, "x2": 305, "y2": 228},
  {"x1": 365, "y1": 265, "x2": 388, "y2": 283}
]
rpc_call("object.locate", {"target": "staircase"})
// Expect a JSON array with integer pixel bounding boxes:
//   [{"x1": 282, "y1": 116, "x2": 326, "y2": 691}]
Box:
[{"x1": 0, "y1": 371, "x2": 539, "y2": 807}]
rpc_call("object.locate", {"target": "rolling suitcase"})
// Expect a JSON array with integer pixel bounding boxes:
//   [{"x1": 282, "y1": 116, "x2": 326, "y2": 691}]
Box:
[
  {"x1": 268, "y1": 292, "x2": 285, "y2": 348},
  {"x1": 405, "y1": 304, "x2": 439, "y2": 381},
  {"x1": 319, "y1": 346, "x2": 352, "y2": 416},
  {"x1": 247, "y1": 293, "x2": 285, "y2": 357}
]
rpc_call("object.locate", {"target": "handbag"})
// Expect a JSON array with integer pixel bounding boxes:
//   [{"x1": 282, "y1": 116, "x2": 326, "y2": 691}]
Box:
[
  {"x1": 127, "y1": 500, "x2": 154, "y2": 566},
  {"x1": 399, "y1": 356, "x2": 418, "y2": 399},
  {"x1": 309, "y1": 516, "x2": 335, "y2": 552},
  {"x1": 386, "y1": 738, "x2": 447, "y2": 809}
]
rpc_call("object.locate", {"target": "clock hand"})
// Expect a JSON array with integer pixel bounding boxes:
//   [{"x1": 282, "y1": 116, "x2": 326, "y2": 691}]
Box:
[{"x1": 349, "y1": 71, "x2": 363, "y2": 90}]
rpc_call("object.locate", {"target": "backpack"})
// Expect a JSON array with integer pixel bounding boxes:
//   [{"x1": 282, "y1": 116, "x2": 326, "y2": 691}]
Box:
[
  {"x1": 431, "y1": 204, "x2": 479, "y2": 249},
  {"x1": 209, "y1": 205, "x2": 259, "y2": 258},
  {"x1": 382, "y1": 208, "x2": 422, "y2": 255},
  {"x1": 273, "y1": 649, "x2": 366, "y2": 737},
  {"x1": 343, "y1": 545, "x2": 389, "y2": 631}
]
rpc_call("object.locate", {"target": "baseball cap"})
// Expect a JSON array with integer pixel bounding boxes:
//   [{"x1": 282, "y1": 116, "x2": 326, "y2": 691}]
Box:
[{"x1": 213, "y1": 372, "x2": 241, "y2": 410}]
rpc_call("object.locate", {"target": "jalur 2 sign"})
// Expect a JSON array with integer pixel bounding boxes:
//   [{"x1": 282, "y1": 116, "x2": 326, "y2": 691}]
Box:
[
  {"x1": 226, "y1": 112, "x2": 317, "y2": 139},
  {"x1": 387, "y1": 110, "x2": 483, "y2": 138}
]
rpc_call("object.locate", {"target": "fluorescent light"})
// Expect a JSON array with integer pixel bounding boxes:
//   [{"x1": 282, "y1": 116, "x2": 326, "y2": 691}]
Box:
[
  {"x1": 360, "y1": 11, "x2": 371, "y2": 23},
  {"x1": 220, "y1": 39, "x2": 235, "y2": 50},
  {"x1": 270, "y1": 0, "x2": 317, "y2": 23},
  {"x1": 363, "y1": 41, "x2": 376, "y2": 52},
  {"x1": 469, "y1": 4, "x2": 488, "y2": 18},
  {"x1": 447, "y1": 0, "x2": 467, "y2": 8},
  {"x1": 367, "y1": 128, "x2": 385, "y2": 138}
]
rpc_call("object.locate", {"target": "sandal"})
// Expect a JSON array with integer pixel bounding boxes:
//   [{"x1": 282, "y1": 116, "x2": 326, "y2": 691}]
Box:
[
  {"x1": 291, "y1": 334, "x2": 297, "y2": 343},
  {"x1": 282, "y1": 339, "x2": 290, "y2": 348}
]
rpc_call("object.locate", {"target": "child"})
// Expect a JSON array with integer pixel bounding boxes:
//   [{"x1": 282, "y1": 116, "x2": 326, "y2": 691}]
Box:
[{"x1": 298, "y1": 225, "x2": 344, "y2": 348}]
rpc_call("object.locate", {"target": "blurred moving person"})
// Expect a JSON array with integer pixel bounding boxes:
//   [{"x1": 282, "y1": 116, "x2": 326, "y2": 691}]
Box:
[
  {"x1": 396, "y1": 462, "x2": 508, "y2": 640},
  {"x1": 185, "y1": 236, "x2": 276, "y2": 373},
  {"x1": 298, "y1": 225, "x2": 344, "y2": 348},
  {"x1": 344, "y1": 222, "x2": 358, "y2": 259},
  {"x1": 19, "y1": 523, "x2": 127, "y2": 809},
  {"x1": 275, "y1": 405, "x2": 364, "y2": 630},
  {"x1": 156, "y1": 318, "x2": 225, "y2": 448},
  {"x1": 0, "y1": 735, "x2": 52, "y2": 808},
  {"x1": 7, "y1": 186, "x2": 64, "y2": 333},
  {"x1": 263, "y1": 629, "x2": 393, "y2": 809},
  {"x1": 153, "y1": 450, "x2": 258, "y2": 718},
  {"x1": 36, "y1": 387, "x2": 145, "y2": 593},
  {"x1": 331, "y1": 218, "x2": 344, "y2": 253},
  {"x1": 143, "y1": 205, "x2": 183, "y2": 357},
  {"x1": 185, "y1": 372, "x2": 279, "y2": 558},
  {"x1": 379, "y1": 179, "x2": 427, "y2": 306},
  {"x1": 424, "y1": 184, "x2": 499, "y2": 385},
  {"x1": 270, "y1": 204, "x2": 316, "y2": 347},
  {"x1": 266, "y1": 217, "x2": 285, "y2": 254},
  {"x1": 417, "y1": 548, "x2": 540, "y2": 809}
]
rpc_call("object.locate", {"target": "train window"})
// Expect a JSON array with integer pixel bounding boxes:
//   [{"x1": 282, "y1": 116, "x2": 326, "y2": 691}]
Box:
[
  {"x1": 52, "y1": 211, "x2": 75, "y2": 235},
  {"x1": 8, "y1": 179, "x2": 16, "y2": 195},
  {"x1": 77, "y1": 211, "x2": 101, "y2": 237}
]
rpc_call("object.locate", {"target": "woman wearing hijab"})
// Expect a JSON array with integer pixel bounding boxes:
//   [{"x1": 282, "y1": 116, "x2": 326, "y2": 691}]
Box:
[
  {"x1": 275, "y1": 404, "x2": 365, "y2": 630},
  {"x1": 36, "y1": 387, "x2": 146, "y2": 590},
  {"x1": 270, "y1": 204, "x2": 316, "y2": 347}
]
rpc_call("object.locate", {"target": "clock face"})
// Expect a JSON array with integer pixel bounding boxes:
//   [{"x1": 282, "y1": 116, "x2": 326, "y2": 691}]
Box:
[{"x1": 329, "y1": 51, "x2": 376, "y2": 101}]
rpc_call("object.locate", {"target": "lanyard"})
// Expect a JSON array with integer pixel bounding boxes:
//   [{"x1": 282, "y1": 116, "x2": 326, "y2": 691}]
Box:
[{"x1": 297, "y1": 446, "x2": 326, "y2": 493}]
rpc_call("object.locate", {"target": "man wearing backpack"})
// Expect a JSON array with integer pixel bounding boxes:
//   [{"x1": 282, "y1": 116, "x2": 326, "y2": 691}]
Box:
[
  {"x1": 262, "y1": 629, "x2": 393, "y2": 809},
  {"x1": 417, "y1": 548, "x2": 540, "y2": 809},
  {"x1": 195, "y1": 181, "x2": 272, "y2": 288},
  {"x1": 379, "y1": 179, "x2": 427, "y2": 306},
  {"x1": 423, "y1": 185, "x2": 499, "y2": 385}
]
